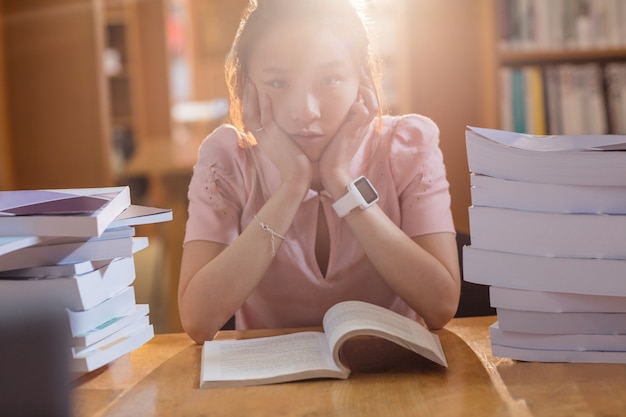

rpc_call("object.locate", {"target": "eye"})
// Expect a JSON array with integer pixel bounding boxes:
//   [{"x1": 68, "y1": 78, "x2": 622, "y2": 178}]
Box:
[
  {"x1": 320, "y1": 76, "x2": 341, "y2": 86},
  {"x1": 268, "y1": 79, "x2": 288, "y2": 88}
]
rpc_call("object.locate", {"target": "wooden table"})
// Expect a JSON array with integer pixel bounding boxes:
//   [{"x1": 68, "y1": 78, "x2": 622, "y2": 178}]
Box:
[{"x1": 72, "y1": 316, "x2": 626, "y2": 417}]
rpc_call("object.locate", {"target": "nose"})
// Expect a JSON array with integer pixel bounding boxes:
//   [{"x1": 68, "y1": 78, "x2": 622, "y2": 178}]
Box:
[{"x1": 290, "y1": 90, "x2": 321, "y2": 123}]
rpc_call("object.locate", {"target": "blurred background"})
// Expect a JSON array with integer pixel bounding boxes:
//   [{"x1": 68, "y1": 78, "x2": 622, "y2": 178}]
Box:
[{"x1": 1, "y1": 0, "x2": 624, "y2": 333}]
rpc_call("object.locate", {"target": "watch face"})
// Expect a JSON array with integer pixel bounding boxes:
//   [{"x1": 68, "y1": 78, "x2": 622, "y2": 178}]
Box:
[{"x1": 354, "y1": 177, "x2": 378, "y2": 204}]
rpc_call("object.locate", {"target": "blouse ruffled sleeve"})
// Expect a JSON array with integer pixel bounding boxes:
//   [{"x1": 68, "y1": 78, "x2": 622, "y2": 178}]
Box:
[
  {"x1": 183, "y1": 125, "x2": 246, "y2": 245},
  {"x1": 388, "y1": 114, "x2": 455, "y2": 237}
]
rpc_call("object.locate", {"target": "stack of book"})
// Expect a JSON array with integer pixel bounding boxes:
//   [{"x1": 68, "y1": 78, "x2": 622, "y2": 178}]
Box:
[
  {"x1": 0, "y1": 186, "x2": 172, "y2": 374},
  {"x1": 463, "y1": 126, "x2": 626, "y2": 363}
]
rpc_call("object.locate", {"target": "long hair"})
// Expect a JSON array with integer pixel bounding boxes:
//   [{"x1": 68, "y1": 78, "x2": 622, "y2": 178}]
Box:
[{"x1": 224, "y1": 0, "x2": 385, "y2": 146}]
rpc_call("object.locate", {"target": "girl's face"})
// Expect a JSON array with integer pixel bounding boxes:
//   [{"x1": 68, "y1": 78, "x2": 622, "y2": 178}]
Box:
[{"x1": 247, "y1": 19, "x2": 361, "y2": 162}]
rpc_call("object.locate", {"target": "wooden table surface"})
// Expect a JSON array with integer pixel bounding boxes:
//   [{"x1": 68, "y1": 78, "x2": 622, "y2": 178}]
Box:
[{"x1": 72, "y1": 316, "x2": 626, "y2": 417}]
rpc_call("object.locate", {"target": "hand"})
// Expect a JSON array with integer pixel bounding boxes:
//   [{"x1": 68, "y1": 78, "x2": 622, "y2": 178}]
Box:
[
  {"x1": 242, "y1": 80, "x2": 313, "y2": 187},
  {"x1": 319, "y1": 69, "x2": 379, "y2": 196}
]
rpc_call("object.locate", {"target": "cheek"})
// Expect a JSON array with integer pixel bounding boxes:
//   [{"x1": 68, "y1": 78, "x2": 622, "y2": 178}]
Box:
[
  {"x1": 263, "y1": 91, "x2": 292, "y2": 126},
  {"x1": 324, "y1": 88, "x2": 359, "y2": 121}
]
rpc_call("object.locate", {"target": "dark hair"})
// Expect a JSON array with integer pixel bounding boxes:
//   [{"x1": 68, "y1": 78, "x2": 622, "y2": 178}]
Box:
[{"x1": 225, "y1": 0, "x2": 384, "y2": 142}]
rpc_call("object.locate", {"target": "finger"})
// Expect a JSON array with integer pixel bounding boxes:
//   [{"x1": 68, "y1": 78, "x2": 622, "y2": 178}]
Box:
[
  {"x1": 359, "y1": 81, "x2": 379, "y2": 118},
  {"x1": 258, "y1": 93, "x2": 272, "y2": 128}
]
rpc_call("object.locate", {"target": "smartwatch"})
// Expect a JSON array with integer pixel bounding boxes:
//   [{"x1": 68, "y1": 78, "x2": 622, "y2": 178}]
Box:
[{"x1": 332, "y1": 176, "x2": 379, "y2": 218}]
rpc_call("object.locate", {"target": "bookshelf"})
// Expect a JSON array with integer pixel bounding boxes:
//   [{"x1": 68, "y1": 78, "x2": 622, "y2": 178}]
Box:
[
  {"x1": 495, "y1": 0, "x2": 626, "y2": 135},
  {"x1": 104, "y1": 0, "x2": 172, "y2": 179},
  {"x1": 104, "y1": 3, "x2": 136, "y2": 177}
]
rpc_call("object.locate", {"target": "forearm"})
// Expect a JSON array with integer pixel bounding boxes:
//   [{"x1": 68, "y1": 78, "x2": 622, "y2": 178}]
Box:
[
  {"x1": 179, "y1": 178, "x2": 308, "y2": 342},
  {"x1": 342, "y1": 205, "x2": 461, "y2": 329}
]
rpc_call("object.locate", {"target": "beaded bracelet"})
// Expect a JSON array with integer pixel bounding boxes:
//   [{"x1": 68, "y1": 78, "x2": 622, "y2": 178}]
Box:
[{"x1": 254, "y1": 215, "x2": 285, "y2": 256}]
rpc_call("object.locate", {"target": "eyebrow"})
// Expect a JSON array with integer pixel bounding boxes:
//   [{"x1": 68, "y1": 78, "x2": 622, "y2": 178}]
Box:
[{"x1": 260, "y1": 60, "x2": 351, "y2": 75}]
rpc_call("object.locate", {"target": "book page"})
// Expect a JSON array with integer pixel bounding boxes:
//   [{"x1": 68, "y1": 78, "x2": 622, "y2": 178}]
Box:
[
  {"x1": 201, "y1": 331, "x2": 347, "y2": 388},
  {"x1": 322, "y1": 301, "x2": 447, "y2": 368},
  {"x1": 468, "y1": 126, "x2": 626, "y2": 151}
]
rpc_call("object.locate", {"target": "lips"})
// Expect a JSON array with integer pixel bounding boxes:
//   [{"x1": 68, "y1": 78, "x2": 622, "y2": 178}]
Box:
[{"x1": 290, "y1": 132, "x2": 324, "y2": 142}]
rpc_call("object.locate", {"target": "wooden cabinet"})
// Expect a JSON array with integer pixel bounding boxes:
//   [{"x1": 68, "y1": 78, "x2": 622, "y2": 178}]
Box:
[
  {"x1": 0, "y1": 0, "x2": 114, "y2": 190},
  {"x1": 0, "y1": 0, "x2": 171, "y2": 191},
  {"x1": 0, "y1": 12, "x2": 12, "y2": 190}
]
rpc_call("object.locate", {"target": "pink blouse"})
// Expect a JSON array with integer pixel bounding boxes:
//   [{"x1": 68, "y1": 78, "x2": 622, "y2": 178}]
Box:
[{"x1": 184, "y1": 114, "x2": 455, "y2": 330}]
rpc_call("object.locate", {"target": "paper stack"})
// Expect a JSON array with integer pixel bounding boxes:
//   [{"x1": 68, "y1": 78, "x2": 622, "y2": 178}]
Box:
[
  {"x1": 463, "y1": 126, "x2": 626, "y2": 363},
  {"x1": 0, "y1": 186, "x2": 172, "y2": 374}
]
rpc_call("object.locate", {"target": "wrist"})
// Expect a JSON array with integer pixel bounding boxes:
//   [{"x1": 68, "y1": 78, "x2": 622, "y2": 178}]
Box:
[
  {"x1": 331, "y1": 176, "x2": 379, "y2": 218},
  {"x1": 278, "y1": 175, "x2": 311, "y2": 202},
  {"x1": 321, "y1": 172, "x2": 353, "y2": 200}
]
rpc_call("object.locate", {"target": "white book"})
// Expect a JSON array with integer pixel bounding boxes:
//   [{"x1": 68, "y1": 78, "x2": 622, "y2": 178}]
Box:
[
  {"x1": 463, "y1": 246, "x2": 626, "y2": 296},
  {"x1": 489, "y1": 287, "x2": 626, "y2": 313},
  {"x1": 110, "y1": 205, "x2": 173, "y2": 228},
  {"x1": 465, "y1": 126, "x2": 626, "y2": 186},
  {"x1": 36, "y1": 226, "x2": 136, "y2": 246},
  {"x1": 0, "y1": 257, "x2": 136, "y2": 310},
  {"x1": 71, "y1": 322, "x2": 154, "y2": 374},
  {"x1": 72, "y1": 306, "x2": 150, "y2": 349},
  {"x1": 491, "y1": 343, "x2": 626, "y2": 364},
  {"x1": 0, "y1": 236, "x2": 148, "y2": 272},
  {"x1": 470, "y1": 173, "x2": 626, "y2": 214},
  {"x1": 468, "y1": 206, "x2": 626, "y2": 259},
  {"x1": 0, "y1": 236, "x2": 41, "y2": 257},
  {"x1": 490, "y1": 322, "x2": 626, "y2": 352},
  {"x1": 66, "y1": 286, "x2": 137, "y2": 336},
  {"x1": 496, "y1": 308, "x2": 626, "y2": 335},
  {"x1": 0, "y1": 186, "x2": 130, "y2": 237},
  {"x1": 0, "y1": 259, "x2": 107, "y2": 278}
]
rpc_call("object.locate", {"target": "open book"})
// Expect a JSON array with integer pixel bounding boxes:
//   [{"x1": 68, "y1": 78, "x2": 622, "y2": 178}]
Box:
[{"x1": 200, "y1": 300, "x2": 448, "y2": 388}]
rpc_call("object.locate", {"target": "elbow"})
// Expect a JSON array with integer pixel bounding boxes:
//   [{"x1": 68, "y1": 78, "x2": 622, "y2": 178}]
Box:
[
  {"x1": 424, "y1": 307, "x2": 455, "y2": 330},
  {"x1": 181, "y1": 318, "x2": 216, "y2": 344},
  {"x1": 423, "y1": 292, "x2": 460, "y2": 330},
  {"x1": 179, "y1": 307, "x2": 220, "y2": 344}
]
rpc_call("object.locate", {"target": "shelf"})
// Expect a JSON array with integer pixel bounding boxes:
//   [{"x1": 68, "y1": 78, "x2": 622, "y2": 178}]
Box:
[{"x1": 500, "y1": 47, "x2": 626, "y2": 66}]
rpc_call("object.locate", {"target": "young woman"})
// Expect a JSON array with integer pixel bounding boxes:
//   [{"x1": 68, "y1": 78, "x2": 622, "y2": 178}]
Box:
[{"x1": 179, "y1": 0, "x2": 460, "y2": 343}]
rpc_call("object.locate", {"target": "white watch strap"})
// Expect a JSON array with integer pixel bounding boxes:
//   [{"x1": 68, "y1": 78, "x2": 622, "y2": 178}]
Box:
[{"x1": 332, "y1": 189, "x2": 362, "y2": 218}]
